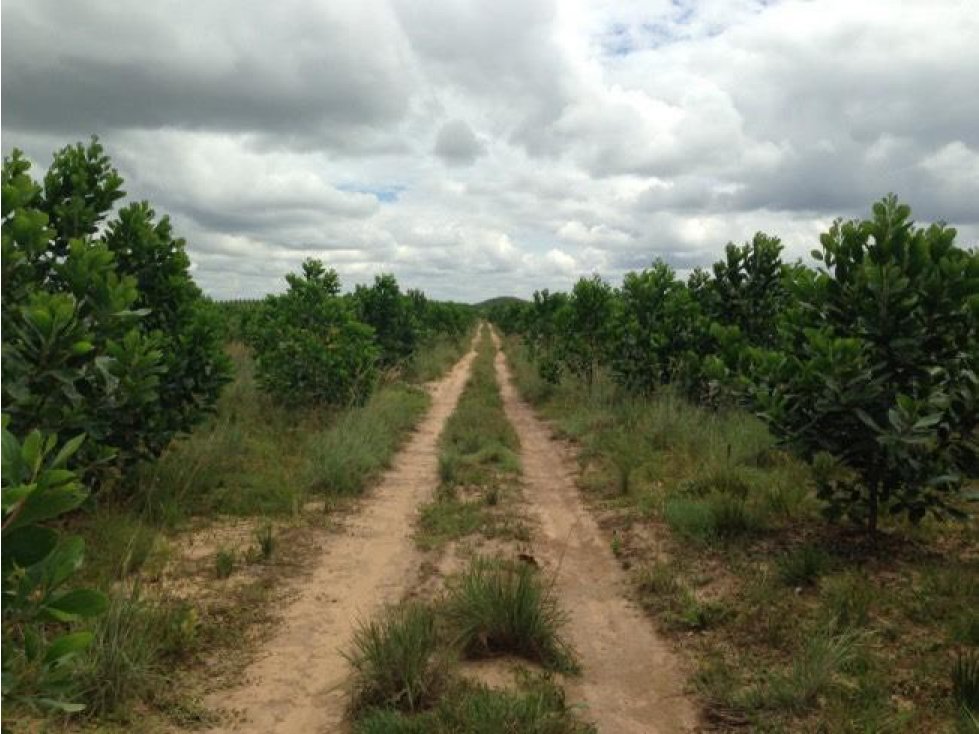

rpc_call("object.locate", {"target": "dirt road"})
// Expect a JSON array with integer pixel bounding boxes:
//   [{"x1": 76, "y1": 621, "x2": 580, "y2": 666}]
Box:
[
  {"x1": 205, "y1": 344, "x2": 477, "y2": 733},
  {"x1": 491, "y1": 331, "x2": 699, "y2": 734}
]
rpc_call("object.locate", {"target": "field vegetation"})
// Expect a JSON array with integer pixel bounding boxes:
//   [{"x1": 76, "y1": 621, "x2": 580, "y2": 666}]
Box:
[
  {"x1": 1, "y1": 140, "x2": 475, "y2": 727},
  {"x1": 345, "y1": 327, "x2": 589, "y2": 733},
  {"x1": 492, "y1": 196, "x2": 978, "y2": 731},
  {"x1": 3, "y1": 136, "x2": 976, "y2": 732}
]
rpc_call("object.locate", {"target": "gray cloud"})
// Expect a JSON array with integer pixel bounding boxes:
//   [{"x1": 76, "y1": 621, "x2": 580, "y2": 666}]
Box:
[
  {"x1": 434, "y1": 120, "x2": 485, "y2": 165},
  {"x1": 2, "y1": 0, "x2": 976, "y2": 302}
]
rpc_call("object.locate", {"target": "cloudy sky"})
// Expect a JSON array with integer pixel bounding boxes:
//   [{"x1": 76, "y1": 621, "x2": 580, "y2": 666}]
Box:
[{"x1": 3, "y1": 0, "x2": 977, "y2": 301}]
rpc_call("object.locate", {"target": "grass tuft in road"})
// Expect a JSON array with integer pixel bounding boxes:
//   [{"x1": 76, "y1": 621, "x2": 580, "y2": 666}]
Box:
[{"x1": 444, "y1": 557, "x2": 578, "y2": 674}]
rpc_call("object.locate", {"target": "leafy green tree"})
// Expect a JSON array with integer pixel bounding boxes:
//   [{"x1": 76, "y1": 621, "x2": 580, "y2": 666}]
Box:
[
  {"x1": 526, "y1": 289, "x2": 569, "y2": 384},
  {"x1": 2, "y1": 418, "x2": 107, "y2": 713},
  {"x1": 611, "y1": 260, "x2": 701, "y2": 394},
  {"x1": 746, "y1": 196, "x2": 979, "y2": 533},
  {"x1": 1, "y1": 139, "x2": 230, "y2": 485},
  {"x1": 247, "y1": 259, "x2": 379, "y2": 406},
  {"x1": 558, "y1": 275, "x2": 617, "y2": 390},
  {"x1": 705, "y1": 232, "x2": 787, "y2": 347},
  {"x1": 353, "y1": 274, "x2": 418, "y2": 367}
]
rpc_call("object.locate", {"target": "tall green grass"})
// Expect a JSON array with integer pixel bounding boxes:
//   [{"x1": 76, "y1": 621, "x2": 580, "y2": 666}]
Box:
[
  {"x1": 405, "y1": 333, "x2": 474, "y2": 384},
  {"x1": 444, "y1": 558, "x2": 578, "y2": 674},
  {"x1": 346, "y1": 602, "x2": 448, "y2": 714},
  {"x1": 355, "y1": 674, "x2": 594, "y2": 734},
  {"x1": 306, "y1": 384, "x2": 429, "y2": 496}
]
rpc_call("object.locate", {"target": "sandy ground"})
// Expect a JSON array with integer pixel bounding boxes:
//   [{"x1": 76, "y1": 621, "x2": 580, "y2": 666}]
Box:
[
  {"x1": 203, "y1": 343, "x2": 477, "y2": 733},
  {"x1": 491, "y1": 331, "x2": 700, "y2": 734}
]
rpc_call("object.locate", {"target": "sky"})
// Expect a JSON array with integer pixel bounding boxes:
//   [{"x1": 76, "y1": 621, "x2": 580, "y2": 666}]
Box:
[{"x1": 2, "y1": 0, "x2": 977, "y2": 302}]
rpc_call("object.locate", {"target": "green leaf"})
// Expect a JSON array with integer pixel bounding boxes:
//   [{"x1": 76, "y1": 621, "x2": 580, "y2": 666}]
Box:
[
  {"x1": 42, "y1": 631, "x2": 93, "y2": 665},
  {"x1": 8, "y1": 482, "x2": 87, "y2": 530},
  {"x1": 35, "y1": 698, "x2": 87, "y2": 713},
  {"x1": 2, "y1": 524, "x2": 59, "y2": 569},
  {"x1": 1, "y1": 422, "x2": 24, "y2": 483},
  {"x1": 36, "y1": 535, "x2": 85, "y2": 589},
  {"x1": 49, "y1": 433, "x2": 85, "y2": 470},
  {"x1": 42, "y1": 589, "x2": 108, "y2": 621},
  {"x1": 20, "y1": 430, "x2": 44, "y2": 477}
]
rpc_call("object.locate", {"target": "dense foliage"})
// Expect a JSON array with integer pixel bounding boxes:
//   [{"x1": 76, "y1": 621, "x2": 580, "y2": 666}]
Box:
[
  {"x1": 1, "y1": 139, "x2": 230, "y2": 487},
  {"x1": 492, "y1": 196, "x2": 979, "y2": 533},
  {"x1": 244, "y1": 262, "x2": 475, "y2": 406},
  {"x1": 246, "y1": 259, "x2": 380, "y2": 407},
  {"x1": 2, "y1": 418, "x2": 107, "y2": 713}
]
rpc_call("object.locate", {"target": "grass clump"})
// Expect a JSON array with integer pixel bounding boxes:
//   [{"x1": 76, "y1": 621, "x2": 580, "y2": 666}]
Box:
[
  {"x1": 136, "y1": 343, "x2": 320, "y2": 521},
  {"x1": 418, "y1": 328, "x2": 525, "y2": 550},
  {"x1": 776, "y1": 544, "x2": 831, "y2": 587},
  {"x1": 444, "y1": 558, "x2": 577, "y2": 673},
  {"x1": 663, "y1": 494, "x2": 764, "y2": 543},
  {"x1": 753, "y1": 629, "x2": 860, "y2": 713},
  {"x1": 820, "y1": 572, "x2": 874, "y2": 628},
  {"x1": 76, "y1": 588, "x2": 198, "y2": 718},
  {"x1": 417, "y1": 494, "x2": 487, "y2": 550},
  {"x1": 78, "y1": 510, "x2": 162, "y2": 583},
  {"x1": 254, "y1": 522, "x2": 275, "y2": 561},
  {"x1": 953, "y1": 649, "x2": 979, "y2": 716},
  {"x1": 346, "y1": 602, "x2": 447, "y2": 714},
  {"x1": 215, "y1": 547, "x2": 235, "y2": 579},
  {"x1": 405, "y1": 333, "x2": 474, "y2": 383},
  {"x1": 355, "y1": 674, "x2": 594, "y2": 734},
  {"x1": 307, "y1": 384, "x2": 430, "y2": 496}
]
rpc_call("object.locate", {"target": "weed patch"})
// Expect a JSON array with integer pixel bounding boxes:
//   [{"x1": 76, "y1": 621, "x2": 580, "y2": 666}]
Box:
[{"x1": 444, "y1": 558, "x2": 577, "y2": 673}]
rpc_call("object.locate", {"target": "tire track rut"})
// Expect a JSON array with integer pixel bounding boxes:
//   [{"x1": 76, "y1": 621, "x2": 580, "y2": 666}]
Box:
[{"x1": 491, "y1": 331, "x2": 699, "y2": 734}]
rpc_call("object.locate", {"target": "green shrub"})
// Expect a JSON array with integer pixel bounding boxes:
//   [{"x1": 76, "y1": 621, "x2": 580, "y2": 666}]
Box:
[
  {"x1": 444, "y1": 558, "x2": 577, "y2": 673},
  {"x1": 352, "y1": 274, "x2": 419, "y2": 368},
  {"x1": 346, "y1": 602, "x2": 446, "y2": 714},
  {"x1": 746, "y1": 196, "x2": 979, "y2": 533},
  {"x1": 1, "y1": 420, "x2": 107, "y2": 714},
  {"x1": 1, "y1": 140, "x2": 230, "y2": 485},
  {"x1": 247, "y1": 259, "x2": 379, "y2": 407}
]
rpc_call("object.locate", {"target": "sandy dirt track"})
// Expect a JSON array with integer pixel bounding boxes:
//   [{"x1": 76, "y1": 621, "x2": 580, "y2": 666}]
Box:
[
  {"x1": 492, "y1": 331, "x2": 699, "y2": 734},
  {"x1": 204, "y1": 343, "x2": 477, "y2": 733}
]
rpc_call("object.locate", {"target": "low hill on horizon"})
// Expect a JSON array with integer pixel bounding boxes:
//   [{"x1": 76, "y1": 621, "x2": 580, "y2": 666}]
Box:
[{"x1": 471, "y1": 296, "x2": 528, "y2": 309}]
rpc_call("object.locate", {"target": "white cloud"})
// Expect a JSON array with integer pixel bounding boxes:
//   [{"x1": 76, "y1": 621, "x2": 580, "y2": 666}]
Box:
[{"x1": 3, "y1": 0, "x2": 976, "y2": 301}]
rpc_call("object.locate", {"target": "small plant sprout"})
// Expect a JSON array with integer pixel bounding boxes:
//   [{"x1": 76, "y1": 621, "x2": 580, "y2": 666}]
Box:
[
  {"x1": 215, "y1": 547, "x2": 235, "y2": 579},
  {"x1": 611, "y1": 532, "x2": 623, "y2": 558},
  {"x1": 254, "y1": 522, "x2": 275, "y2": 561}
]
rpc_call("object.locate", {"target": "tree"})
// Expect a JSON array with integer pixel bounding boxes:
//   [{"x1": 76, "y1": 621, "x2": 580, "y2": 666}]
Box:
[
  {"x1": 247, "y1": 259, "x2": 379, "y2": 406},
  {"x1": 353, "y1": 274, "x2": 418, "y2": 367},
  {"x1": 558, "y1": 275, "x2": 617, "y2": 390},
  {"x1": 611, "y1": 260, "x2": 701, "y2": 394},
  {"x1": 745, "y1": 196, "x2": 979, "y2": 533},
  {"x1": 1, "y1": 139, "x2": 230, "y2": 486}
]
